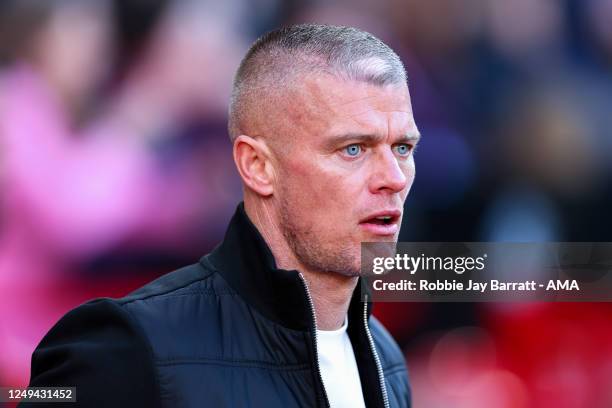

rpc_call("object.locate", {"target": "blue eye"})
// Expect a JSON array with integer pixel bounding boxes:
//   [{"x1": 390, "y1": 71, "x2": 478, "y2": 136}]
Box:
[
  {"x1": 345, "y1": 144, "x2": 362, "y2": 157},
  {"x1": 394, "y1": 144, "x2": 411, "y2": 156}
]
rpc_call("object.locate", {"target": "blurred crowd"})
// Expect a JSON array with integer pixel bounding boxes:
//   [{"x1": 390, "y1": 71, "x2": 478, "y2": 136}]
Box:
[{"x1": 0, "y1": 0, "x2": 610, "y2": 407}]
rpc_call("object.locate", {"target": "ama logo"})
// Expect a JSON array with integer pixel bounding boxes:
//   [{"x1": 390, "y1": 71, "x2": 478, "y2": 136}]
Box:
[{"x1": 546, "y1": 280, "x2": 579, "y2": 290}]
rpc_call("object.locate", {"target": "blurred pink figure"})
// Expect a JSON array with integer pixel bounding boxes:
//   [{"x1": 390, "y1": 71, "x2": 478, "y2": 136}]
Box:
[
  {"x1": 0, "y1": 0, "x2": 210, "y2": 387},
  {"x1": 0, "y1": 1, "x2": 157, "y2": 386},
  {"x1": 0, "y1": 0, "x2": 247, "y2": 387}
]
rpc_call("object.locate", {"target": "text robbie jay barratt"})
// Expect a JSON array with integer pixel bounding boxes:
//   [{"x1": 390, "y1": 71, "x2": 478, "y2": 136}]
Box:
[{"x1": 373, "y1": 279, "x2": 580, "y2": 292}]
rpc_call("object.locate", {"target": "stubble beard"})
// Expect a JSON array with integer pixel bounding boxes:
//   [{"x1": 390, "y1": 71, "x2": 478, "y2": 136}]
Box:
[{"x1": 278, "y1": 196, "x2": 362, "y2": 277}]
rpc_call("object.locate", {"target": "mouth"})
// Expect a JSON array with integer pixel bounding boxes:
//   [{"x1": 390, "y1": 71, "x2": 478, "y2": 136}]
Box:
[{"x1": 359, "y1": 210, "x2": 402, "y2": 236}]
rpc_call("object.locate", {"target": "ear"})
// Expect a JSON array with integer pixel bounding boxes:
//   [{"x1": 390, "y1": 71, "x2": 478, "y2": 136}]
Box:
[{"x1": 233, "y1": 135, "x2": 275, "y2": 196}]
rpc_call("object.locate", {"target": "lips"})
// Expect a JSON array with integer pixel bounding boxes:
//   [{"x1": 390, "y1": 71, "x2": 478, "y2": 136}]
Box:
[{"x1": 359, "y1": 210, "x2": 401, "y2": 236}]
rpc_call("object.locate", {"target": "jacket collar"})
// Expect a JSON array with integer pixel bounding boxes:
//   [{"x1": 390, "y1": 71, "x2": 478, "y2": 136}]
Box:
[{"x1": 202, "y1": 202, "x2": 372, "y2": 331}]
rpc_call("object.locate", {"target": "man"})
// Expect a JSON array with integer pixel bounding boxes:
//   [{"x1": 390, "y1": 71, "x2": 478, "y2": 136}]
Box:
[{"x1": 21, "y1": 24, "x2": 419, "y2": 407}]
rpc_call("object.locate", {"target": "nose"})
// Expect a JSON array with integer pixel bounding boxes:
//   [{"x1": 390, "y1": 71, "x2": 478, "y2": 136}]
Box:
[{"x1": 369, "y1": 149, "x2": 409, "y2": 194}]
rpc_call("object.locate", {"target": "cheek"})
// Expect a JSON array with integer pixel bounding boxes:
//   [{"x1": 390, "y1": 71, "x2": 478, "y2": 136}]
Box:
[
  {"x1": 278, "y1": 159, "x2": 323, "y2": 211},
  {"x1": 402, "y1": 158, "x2": 417, "y2": 196},
  {"x1": 405, "y1": 157, "x2": 416, "y2": 180},
  {"x1": 279, "y1": 159, "x2": 357, "y2": 221}
]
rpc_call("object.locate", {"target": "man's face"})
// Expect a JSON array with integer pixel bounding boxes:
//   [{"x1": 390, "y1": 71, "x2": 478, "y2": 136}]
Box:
[{"x1": 270, "y1": 74, "x2": 419, "y2": 276}]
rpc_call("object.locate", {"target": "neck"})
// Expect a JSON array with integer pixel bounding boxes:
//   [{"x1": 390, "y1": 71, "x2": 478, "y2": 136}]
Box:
[
  {"x1": 300, "y1": 270, "x2": 358, "y2": 330},
  {"x1": 244, "y1": 196, "x2": 358, "y2": 330}
]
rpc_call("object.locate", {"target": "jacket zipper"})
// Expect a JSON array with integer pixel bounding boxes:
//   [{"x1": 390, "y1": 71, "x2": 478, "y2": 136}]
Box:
[
  {"x1": 298, "y1": 273, "x2": 330, "y2": 407},
  {"x1": 363, "y1": 295, "x2": 390, "y2": 408}
]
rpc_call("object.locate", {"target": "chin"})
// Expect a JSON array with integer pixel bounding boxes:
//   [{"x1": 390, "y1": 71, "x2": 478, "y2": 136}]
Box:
[{"x1": 360, "y1": 233, "x2": 398, "y2": 242}]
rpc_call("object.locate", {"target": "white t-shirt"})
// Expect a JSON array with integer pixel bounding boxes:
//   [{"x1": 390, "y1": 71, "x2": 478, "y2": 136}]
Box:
[{"x1": 316, "y1": 317, "x2": 366, "y2": 408}]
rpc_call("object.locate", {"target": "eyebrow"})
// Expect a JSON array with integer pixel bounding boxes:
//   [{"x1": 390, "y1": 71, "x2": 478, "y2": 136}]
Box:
[{"x1": 322, "y1": 132, "x2": 421, "y2": 150}]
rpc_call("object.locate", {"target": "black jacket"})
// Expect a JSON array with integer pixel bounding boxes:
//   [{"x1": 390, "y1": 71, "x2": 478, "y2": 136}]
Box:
[{"x1": 22, "y1": 204, "x2": 411, "y2": 407}]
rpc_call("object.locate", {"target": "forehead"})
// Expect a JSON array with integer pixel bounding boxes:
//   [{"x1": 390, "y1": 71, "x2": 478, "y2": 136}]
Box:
[
  {"x1": 282, "y1": 74, "x2": 416, "y2": 143},
  {"x1": 303, "y1": 74, "x2": 409, "y2": 109}
]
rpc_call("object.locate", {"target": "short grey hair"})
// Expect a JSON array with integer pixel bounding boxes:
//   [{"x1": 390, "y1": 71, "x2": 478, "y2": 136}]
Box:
[{"x1": 228, "y1": 24, "x2": 407, "y2": 141}]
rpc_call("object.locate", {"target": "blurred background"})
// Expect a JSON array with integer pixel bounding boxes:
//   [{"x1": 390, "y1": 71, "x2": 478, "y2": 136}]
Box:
[{"x1": 0, "y1": 0, "x2": 610, "y2": 407}]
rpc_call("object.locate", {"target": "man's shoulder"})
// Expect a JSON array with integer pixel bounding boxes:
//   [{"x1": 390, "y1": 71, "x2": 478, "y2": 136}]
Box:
[
  {"x1": 41, "y1": 261, "x2": 219, "y2": 338},
  {"x1": 25, "y1": 259, "x2": 239, "y2": 400},
  {"x1": 40, "y1": 259, "x2": 234, "y2": 354},
  {"x1": 37, "y1": 260, "x2": 223, "y2": 346},
  {"x1": 116, "y1": 260, "x2": 216, "y2": 305},
  {"x1": 23, "y1": 259, "x2": 223, "y2": 407},
  {"x1": 97, "y1": 259, "x2": 241, "y2": 359}
]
